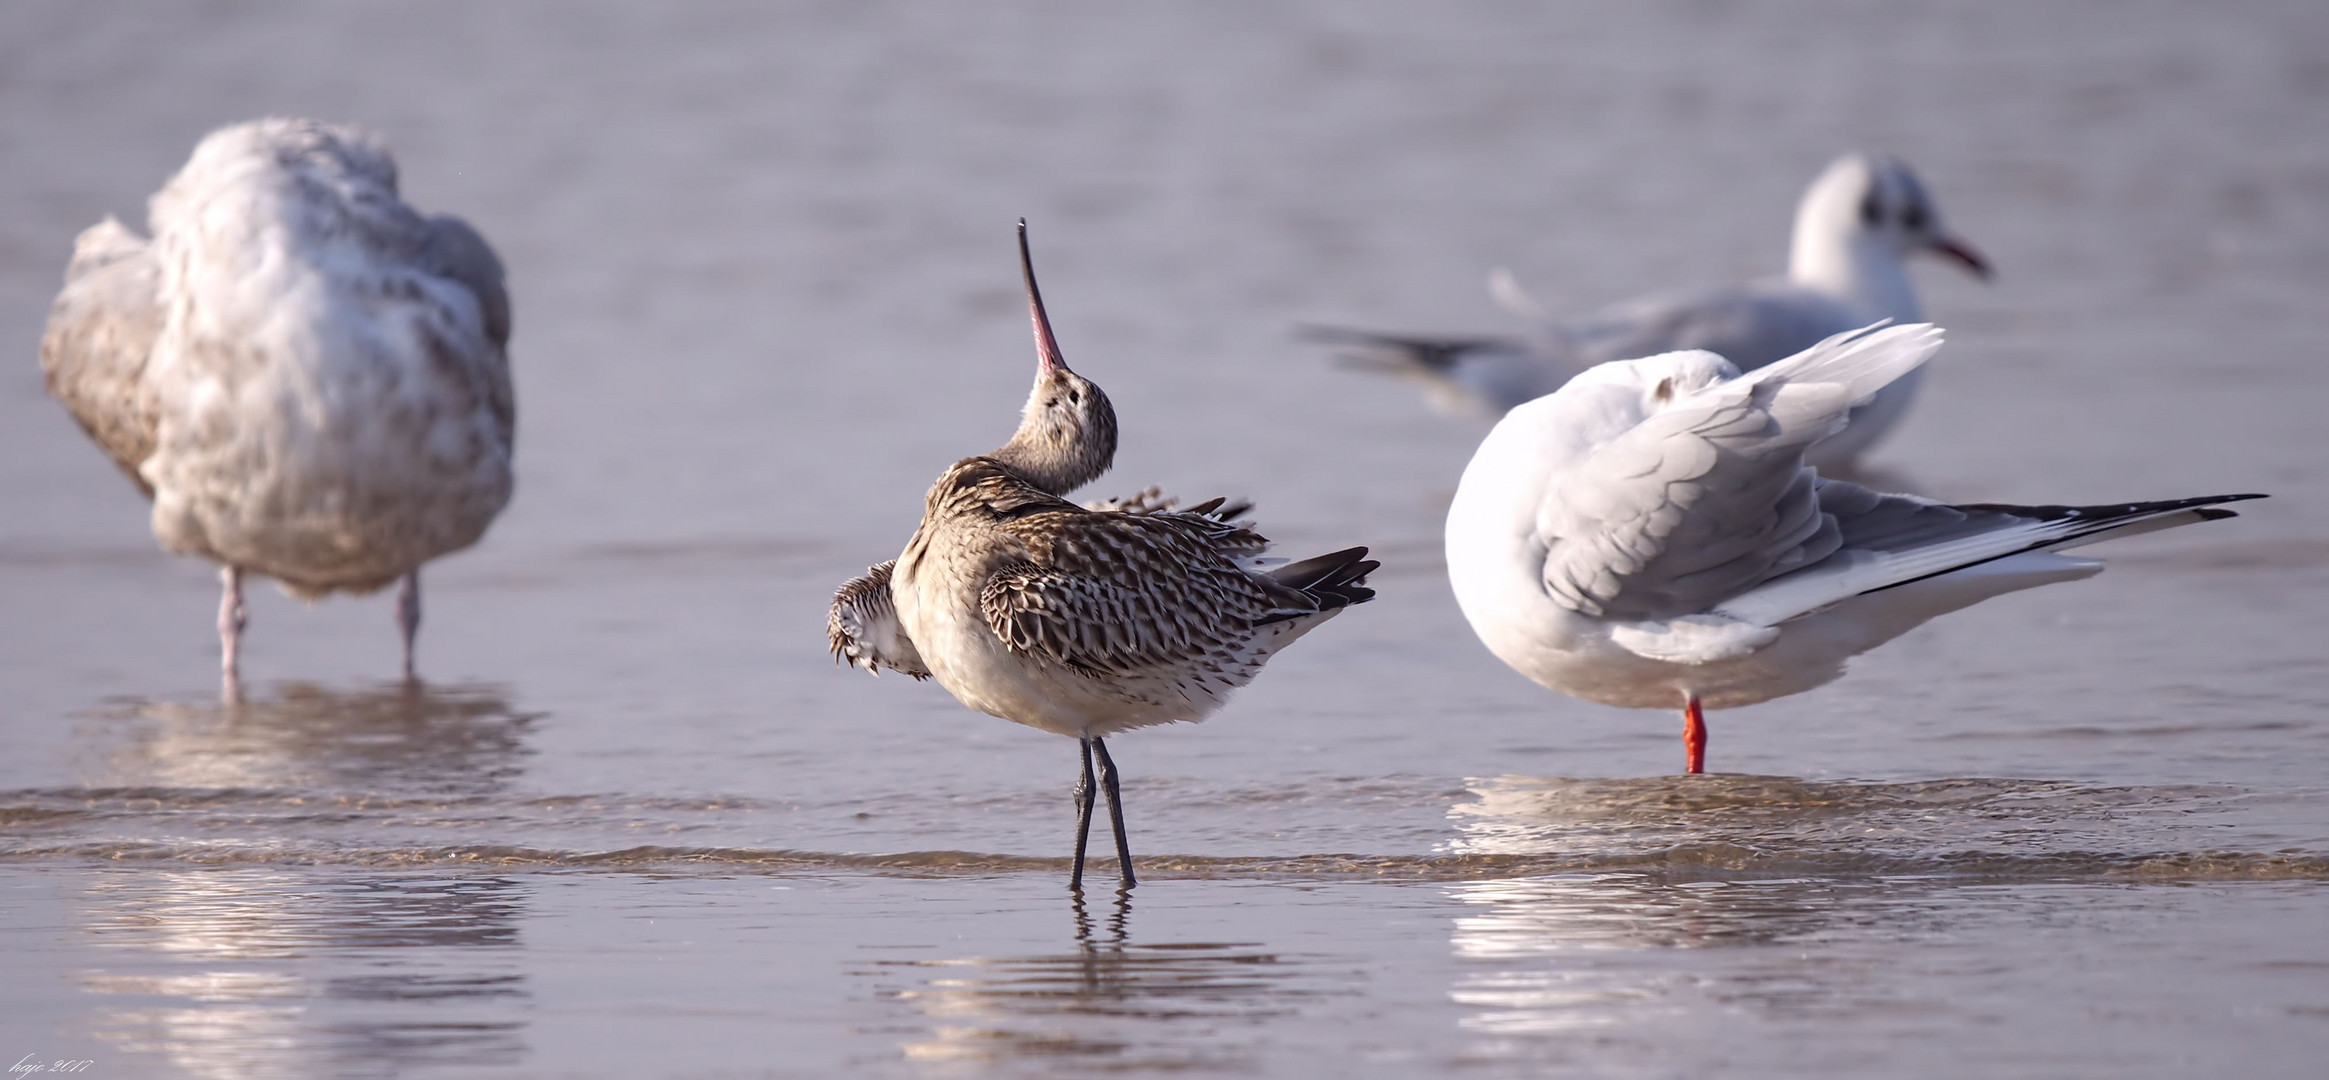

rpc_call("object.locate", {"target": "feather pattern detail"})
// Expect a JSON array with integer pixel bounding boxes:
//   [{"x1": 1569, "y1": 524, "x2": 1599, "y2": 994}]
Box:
[{"x1": 828, "y1": 560, "x2": 929, "y2": 679}]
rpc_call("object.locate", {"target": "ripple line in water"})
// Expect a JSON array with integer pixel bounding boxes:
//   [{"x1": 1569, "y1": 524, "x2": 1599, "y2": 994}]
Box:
[
  {"x1": 0, "y1": 786, "x2": 781, "y2": 824},
  {"x1": 5, "y1": 840, "x2": 2324, "y2": 883}
]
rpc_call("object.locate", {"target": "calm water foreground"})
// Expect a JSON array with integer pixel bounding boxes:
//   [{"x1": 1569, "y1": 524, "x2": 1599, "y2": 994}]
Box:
[{"x1": 4, "y1": 3, "x2": 2327, "y2": 1077}]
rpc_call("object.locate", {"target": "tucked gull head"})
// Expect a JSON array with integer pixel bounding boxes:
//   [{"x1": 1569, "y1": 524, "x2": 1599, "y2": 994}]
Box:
[{"x1": 38, "y1": 117, "x2": 514, "y2": 698}]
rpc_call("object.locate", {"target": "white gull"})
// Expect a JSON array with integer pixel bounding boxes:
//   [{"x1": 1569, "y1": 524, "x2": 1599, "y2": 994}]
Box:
[
  {"x1": 40, "y1": 118, "x2": 514, "y2": 697},
  {"x1": 1443, "y1": 322, "x2": 2261, "y2": 773}
]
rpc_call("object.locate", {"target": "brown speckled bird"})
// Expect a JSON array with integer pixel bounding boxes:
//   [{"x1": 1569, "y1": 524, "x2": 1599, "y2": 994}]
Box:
[{"x1": 828, "y1": 222, "x2": 1376, "y2": 890}]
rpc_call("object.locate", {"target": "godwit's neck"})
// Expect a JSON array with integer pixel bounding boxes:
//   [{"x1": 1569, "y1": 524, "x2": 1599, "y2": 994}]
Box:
[{"x1": 989, "y1": 378, "x2": 1117, "y2": 496}]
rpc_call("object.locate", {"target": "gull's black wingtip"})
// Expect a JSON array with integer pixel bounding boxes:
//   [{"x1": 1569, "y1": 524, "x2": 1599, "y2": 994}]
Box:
[{"x1": 2193, "y1": 493, "x2": 2268, "y2": 521}]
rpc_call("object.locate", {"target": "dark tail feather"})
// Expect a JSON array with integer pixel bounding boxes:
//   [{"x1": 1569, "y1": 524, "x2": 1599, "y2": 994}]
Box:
[
  {"x1": 1266, "y1": 545, "x2": 1379, "y2": 612},
  {"x1": 1298, "y1": 325, "x2": 1510, "y2": 375},
  {"x1": 1860, "y1": 492, "x2": 2270, "y2": 600},
  {"x1": 1963, "y1": 492, "x2": 2268, "y2": 550},
  {"x1": 1088, "y1": 489, "x2": 1256, "y2": 525},
  {"x1": 1180, "y1": 496, "x2": 1256, "y2": 522}
]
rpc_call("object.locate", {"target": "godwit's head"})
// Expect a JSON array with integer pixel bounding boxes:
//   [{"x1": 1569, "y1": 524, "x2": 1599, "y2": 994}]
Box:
[{"x1": 992, "y1": 220, "x2": 1117, "y2": 496}]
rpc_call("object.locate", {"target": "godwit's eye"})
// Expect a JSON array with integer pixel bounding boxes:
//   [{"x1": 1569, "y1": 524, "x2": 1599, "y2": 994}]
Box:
[
  {"x1": 1067, "y1": 389, "x2": 1082, "y2": 404},
  {"x1": 1902, "y1": 203, "x2": 1929, "y2": 231}
]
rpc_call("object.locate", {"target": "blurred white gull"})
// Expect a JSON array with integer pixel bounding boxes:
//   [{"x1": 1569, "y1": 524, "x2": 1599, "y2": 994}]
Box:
[
  {"x1": 828, "y1": 223, "x2": 1376, "y2": 891},
  {"x1": 1314, "y1": 152, "x2": 1990, "y2": 472},
  {"x1": 1443, "y1": 322, "x2": 2261, "y2": 774},
  {"x1": 40, "y1": 118, "x2": 514, "y2": 697}
]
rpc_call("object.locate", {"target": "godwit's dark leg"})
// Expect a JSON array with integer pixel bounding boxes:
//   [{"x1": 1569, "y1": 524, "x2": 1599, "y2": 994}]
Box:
[
  {"x1": 1091, "y1": 736, "x2": 1136, "y2": 888},
  {"x1": 396, "y1": 568, "x2": 422, "y2": 682},
  {"x1": 1070, "y1": 736, "x2": 1098, "y2": 891},
  {"x1": 1682, "y1": 693, "x2": 1708, "y2": 775},
  {"x1": 218, "y1": 565, "x2": 247, "y2": 702}
]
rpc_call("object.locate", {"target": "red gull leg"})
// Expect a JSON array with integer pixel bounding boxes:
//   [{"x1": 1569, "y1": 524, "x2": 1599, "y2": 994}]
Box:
[{"x1": 1682, "y1": 693, "x2": 1707, "y2": 775}]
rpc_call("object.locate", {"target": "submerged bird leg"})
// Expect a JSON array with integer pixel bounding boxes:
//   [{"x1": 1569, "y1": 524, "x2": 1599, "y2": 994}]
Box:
[
  {"x1": 1070, "y1": 736, "x2": 1098, "y2": 891},
  {"x1": 1092, "y1": 736, "x2": 1137, "y2": 888},
  {"x1": 218, "y1": 565, "x2": 247, "y2": 701},
  {"x1": 1682, "y1": 693, "x2": 1708, "y2": 775},
  {"x1": 396, "y1": 569, "x2": 422, "y2": 682}
]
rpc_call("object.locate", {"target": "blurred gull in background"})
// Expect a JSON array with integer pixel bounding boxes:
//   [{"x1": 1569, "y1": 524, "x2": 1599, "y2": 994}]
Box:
[
  {"x1": 1314, "y1": 152, "x2": 1990, "y2": 473},
  {"x1": 39, "y1": 118, "x2": 515, "y2": 698}
]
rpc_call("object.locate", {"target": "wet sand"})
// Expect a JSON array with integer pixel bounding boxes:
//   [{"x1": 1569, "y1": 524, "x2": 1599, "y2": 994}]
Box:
[{"x1": 3, "y1": 2, "x2": 2327, "y2": 1076}]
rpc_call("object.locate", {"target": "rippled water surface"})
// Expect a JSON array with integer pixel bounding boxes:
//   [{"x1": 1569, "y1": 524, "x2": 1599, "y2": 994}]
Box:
[{"x1": 4, "y1": 2, "x2": 2328, "y2": 1077}]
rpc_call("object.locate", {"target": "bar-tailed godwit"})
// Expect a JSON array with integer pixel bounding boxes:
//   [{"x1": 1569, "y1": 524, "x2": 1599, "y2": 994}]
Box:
[{"x1": 830, "y1": 223, "x2": 1376, "y2": 889}]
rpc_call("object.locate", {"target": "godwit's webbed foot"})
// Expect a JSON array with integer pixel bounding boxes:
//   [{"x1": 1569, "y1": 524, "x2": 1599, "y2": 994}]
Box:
[{"x1": 1092, "y1": 736, "x2": 1136, "y2": 889}]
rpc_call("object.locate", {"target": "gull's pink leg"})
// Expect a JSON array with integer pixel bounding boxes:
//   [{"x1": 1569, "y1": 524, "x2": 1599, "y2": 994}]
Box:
[
  {"x1": 218, "y1": 565, "x2": 247, "y2": 701},
  {"x1": 1682, "y1": 693, "x2": 1707, "y2": 775},
  {"x1": 396, "y1": 568, "x2": 421, "y2": 682}
]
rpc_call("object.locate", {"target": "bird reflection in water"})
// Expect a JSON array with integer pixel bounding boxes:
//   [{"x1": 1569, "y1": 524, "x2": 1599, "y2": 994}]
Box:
[
  {"x1": 1442, "y1": 774, "x2": 1979, "y2": 1052},
  {"x1": 1446, "y1": 776, "x2": 1984, "y2": 1055},
  {"x1": 86, "y1": 680, "x2": 537, "y2": 796},
  {"x1": 1446, "y1": 871, "x2": 1948, "y2": 1055},
  {"x1": 54, "y1": 682, "x2": 540, "y2": 1078},
  {"x1": 76, "y1": 870, "x2": 528, "y2": 1080},
  {"x1": 877, "y1": 889, "x2": 1322, "y2": 1069}
]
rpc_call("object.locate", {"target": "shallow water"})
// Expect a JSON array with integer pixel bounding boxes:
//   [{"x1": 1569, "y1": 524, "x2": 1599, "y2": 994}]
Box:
[{"x1": 4, "y1": 2, "x2": 2328, "y2": 1077}]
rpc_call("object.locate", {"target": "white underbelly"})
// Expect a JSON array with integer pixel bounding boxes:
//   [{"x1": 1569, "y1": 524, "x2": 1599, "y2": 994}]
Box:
[
  {"x1": 899, "y1": 582, "x2": 1214, "y2": 739},
  {"x1": 1471, "y1": 604, "x2": 1848, "y2": 713}
]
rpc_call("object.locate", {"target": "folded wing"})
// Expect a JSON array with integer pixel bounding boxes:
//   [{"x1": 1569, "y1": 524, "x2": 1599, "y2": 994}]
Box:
[
  {"x1": 1538, "y1": 323, "x2": 1943, "y2": 621},
  {"x1": 982, "y1": 510, "x2": 1372, "y2": 680},
  {"x1": 1712, "y1": 484, "x2": 2267, "y2": 627}
]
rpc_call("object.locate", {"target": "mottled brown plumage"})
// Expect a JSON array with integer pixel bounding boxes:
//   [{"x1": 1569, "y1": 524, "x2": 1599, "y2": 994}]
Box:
[
  {"x1": 829, "y1": 489, "x2": 1270, "y2": 680},
  {"x1": 828, "y1": 559, "x2": 928, "y2": 679},
  {"x1": 826, "y1": 222, "x2": 1376, "y2": 889}
]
